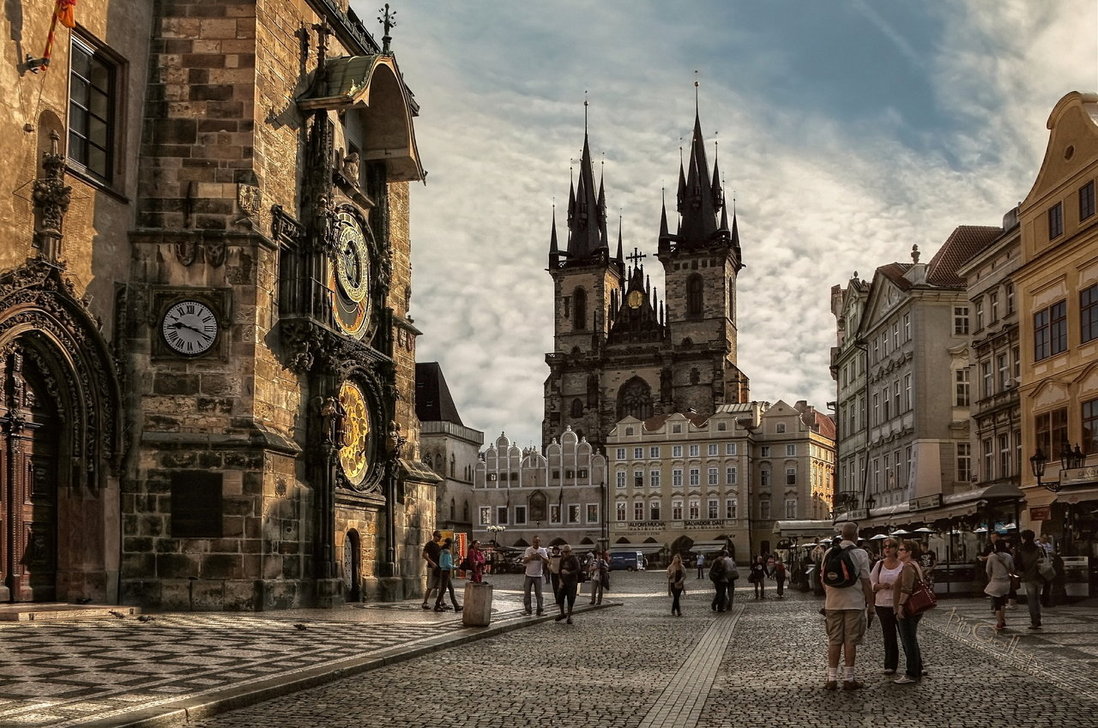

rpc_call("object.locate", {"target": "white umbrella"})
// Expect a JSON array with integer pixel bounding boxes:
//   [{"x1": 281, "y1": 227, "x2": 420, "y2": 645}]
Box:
[
  {"x1": 974, "y1": 526, "x2": 988, "y2": 533},
  {"x1": 914, "y1": 527, "x2": 935, "y2": 534},
  {"x1": 1002, "y1": 523, "x2": 1018, "y2": 531},
  {"x1": 890, "y1": 529, "x2": 911, "y2": 536},
  {"x1": 869, "y1": 534, "x2": 888, "y2": 540}
]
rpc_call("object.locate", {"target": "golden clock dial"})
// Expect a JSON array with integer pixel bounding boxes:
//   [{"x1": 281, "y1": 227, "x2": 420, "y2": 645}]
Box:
[
  {"x1": 335, "y1": 213, "x2": 370, "y2": 304},
  {"x1": 626, "y1": 290, "x2": 644, "y2": 309},
  {"x1": 338, "y1": 381, "x2": 371, "y2": 485}
]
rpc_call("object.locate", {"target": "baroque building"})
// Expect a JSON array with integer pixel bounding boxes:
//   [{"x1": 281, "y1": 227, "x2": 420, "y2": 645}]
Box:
[
  {"x1": 0, "y1": 0, "x2": 437, "y2": 609},
  {"x1": 542, "y1": 108, "x2": 749, "y2": 452}
]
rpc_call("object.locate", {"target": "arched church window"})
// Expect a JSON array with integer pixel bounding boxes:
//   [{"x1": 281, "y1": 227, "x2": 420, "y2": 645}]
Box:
[
  {"x1": 617, "y1": 377, "x2": 653, "y2": 421},
  {"x1": 571, "y1": 398, "x2": 584, "y2": 418},
  {"x1": 573, "y1": 287, "x2": 587, "y2": 330},
  {"x1": 687, "y1": 274, "x2": 704, "y2": 318},
  {"x1": 728, "y1": 277, "x2": 735, "y2": 321},
  {"x1": 450, "y1": 498, "x2": 456, "y2": 519},
  {"x1": 463, "y1": 501, "x2": 470, "y2": 521},
  {"x1": 450, "y1": 454, "x2": 456, "y2": 477}
]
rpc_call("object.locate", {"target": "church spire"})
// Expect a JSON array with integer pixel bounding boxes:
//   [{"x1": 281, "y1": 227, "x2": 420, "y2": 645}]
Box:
[
  {"x1": 615, "y1": 214, "x2": 624, "y2": 265},
  {"x1": 677, "y1": 106, "x2": 720, "y2": 250},
  {"x1": 565, "y1": 101, "x2": 606, "y2": 261},
  {"x1": 549, "y1": 206, "x2": 561, "y2": 267}
]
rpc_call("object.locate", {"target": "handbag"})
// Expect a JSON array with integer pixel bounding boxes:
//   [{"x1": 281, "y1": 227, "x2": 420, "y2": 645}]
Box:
[{"x1": 905, "y1": 564, "x2": 937, "y2": 616}]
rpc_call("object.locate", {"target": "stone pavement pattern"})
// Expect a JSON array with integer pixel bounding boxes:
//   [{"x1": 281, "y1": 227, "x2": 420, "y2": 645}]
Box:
[{"x1": 193, "y1": 576, "x2": 1098, "y2": 728}]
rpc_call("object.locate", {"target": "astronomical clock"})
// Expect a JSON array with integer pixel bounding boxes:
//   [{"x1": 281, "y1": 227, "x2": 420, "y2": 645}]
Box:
[{"x1": 328, "y1": 209, "x2": 376, "y2": 342}]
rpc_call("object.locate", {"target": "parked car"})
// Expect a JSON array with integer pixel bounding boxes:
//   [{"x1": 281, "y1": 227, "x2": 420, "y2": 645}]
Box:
[{"x1": 609, "y1": 552, "x2": 646, "y2": 571}]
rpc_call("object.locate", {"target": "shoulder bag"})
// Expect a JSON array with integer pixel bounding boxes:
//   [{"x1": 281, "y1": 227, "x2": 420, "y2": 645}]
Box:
[{"x1": 905, "y1": 562, "x2": 937, "y2": 617}]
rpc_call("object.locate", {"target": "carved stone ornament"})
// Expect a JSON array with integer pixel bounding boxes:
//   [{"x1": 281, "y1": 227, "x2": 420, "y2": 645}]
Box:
[
  {"x1": 271, "y1": 205, "x2": 305, "y2": 246},
  {"x1": 237, "y1": 183, "x2": 262, "y2": 218},
  {"x1": 31, "y1": 131, "x2": 72, "y2": 261},
  {"x1": 174, "y1": 239, "x2": 228, "y2": 267},
  {"x1": 0, "y1": 259, "x2": 124, "y2": 483}
]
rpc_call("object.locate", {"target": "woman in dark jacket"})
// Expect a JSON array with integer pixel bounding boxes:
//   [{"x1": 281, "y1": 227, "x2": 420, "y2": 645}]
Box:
[
  {"x1": 893, "y1": 540, "x2": 925, "y2": 684},
  {"x1": 555, "y1": 544, "x2": 581, "y2": 624},
  {"x1": 749, "y1": 556, "x2": 769, "y2": 599}
]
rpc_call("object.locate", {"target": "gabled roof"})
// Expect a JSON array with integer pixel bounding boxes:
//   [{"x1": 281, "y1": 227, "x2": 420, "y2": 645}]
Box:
[
  {"x1": 415, "y1": 362, "x2": 464, "y2": 426},
  {"x1": 926, "y1": 226, "x2": 1002, "y2": 286}
]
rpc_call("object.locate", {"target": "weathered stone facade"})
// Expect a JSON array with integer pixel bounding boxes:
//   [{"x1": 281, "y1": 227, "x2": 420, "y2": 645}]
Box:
[
  {"x1": 543, "y1": 112, "x2": 749, "y2": 452},
  {"x1": 0, "y1": 0, "x2": 436, "y2": 610}
]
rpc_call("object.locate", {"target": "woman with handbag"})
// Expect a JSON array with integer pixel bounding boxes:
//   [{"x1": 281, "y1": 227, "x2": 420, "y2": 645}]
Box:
[
  {"x1": 892, "y1": 540, "x2": 925, "y2": 684},
  {"x1": 870, "y1": 539, "x2": 903, "y2": 675},
  {"x1": 667, "y1": 554, "x2": 687, "y2": 616},
  {"x1": 984, "y1": 539, "x2": 1014, "y2": 631}
]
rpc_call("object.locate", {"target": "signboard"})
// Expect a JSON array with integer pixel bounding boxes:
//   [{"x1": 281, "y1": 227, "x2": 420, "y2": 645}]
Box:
[
  {"x1": 684, "y1": 519, "x2": 726, "y2": 529},
  {"x1": 1029, "y1": 506, "x2": 1052, "y2": 521},
  {"x1": 1063, "y1": 466, "x2": 1098, "y2": 487},
  {"x1": 847, "y1": 509, "x2": 869, "y2": 521},
  {"x1": 910, "y1": 494, "x2": 942, "y2": 510}
]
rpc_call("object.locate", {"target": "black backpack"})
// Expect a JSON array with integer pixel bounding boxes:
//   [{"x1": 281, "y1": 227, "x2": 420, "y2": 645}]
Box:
[
  {"x1": 821, "y1": 545, "x2": 860, "y2": 588},
  {"x1": 708, "y1": 557, "x2": 727, "y2": 582}
]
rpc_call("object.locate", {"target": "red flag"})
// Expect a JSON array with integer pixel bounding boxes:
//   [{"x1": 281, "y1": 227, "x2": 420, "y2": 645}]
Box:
[{"x1": 56, "y1": 0, "x2": 77, "y2": 29}]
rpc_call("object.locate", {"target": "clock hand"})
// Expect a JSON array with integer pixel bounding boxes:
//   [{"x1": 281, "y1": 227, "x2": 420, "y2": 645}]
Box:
[{"x1": 171, "y1": 321, "x2": 211, "y2": 339}]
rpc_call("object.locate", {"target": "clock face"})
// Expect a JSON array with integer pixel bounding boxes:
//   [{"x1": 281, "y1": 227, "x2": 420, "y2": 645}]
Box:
[
  {"x1": 338, "y1": 380, "x2": 372, "y2": 485},
  {"x1": 329, "y1": 211, "x2": 372, "y2": 339},
  {"x1": 161, "y1": 300, "x2": 219, "y2": 356},
  {"x1": 627, "y1": 290, "x2": 645, "y2": 309}
]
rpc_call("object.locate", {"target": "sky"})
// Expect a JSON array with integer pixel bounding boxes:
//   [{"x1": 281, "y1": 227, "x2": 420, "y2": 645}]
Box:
[{"x1": 351, "y1": 0, "x2": 1098, "y2": 450}]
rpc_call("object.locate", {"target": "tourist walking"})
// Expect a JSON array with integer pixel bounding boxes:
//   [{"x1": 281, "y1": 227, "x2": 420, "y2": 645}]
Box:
[
  {"x1": 773, "y1": 558, "x2": 787, "y2": 599},
  {"x1": 723, "y1": 551, "x2": 739, "y2": 606},
  {"x1": 984, "y1": 539, "x2": 1013, "y2": 631},
  {"x1": 466, "y1": 540, "x2": 486, "y2": 583},
  {"x1": 1013, "y1": 529, "x2": 1044, "y2": 629},
  {"x1": 555, "y1": 544, "x2": 581, "y2": 624},
  {"x1": 696, "y1": 553, "x2": 705, "y2": 579},
  {"x1": 820, "y1": 522, "x2": 873, "y2": 691},
  {"x1": 870, "y1": 539, "x2": 902, "y2": 675},
  {"x1": 420, "y1": 530, "x2": 442, "y2": 610},
  {"x1": 892, "y1": 540, "x2": 925, "y2": 684},
  {"x1": 749, "y1": 556, "x2": 769, "y2": 599},
  {"x1": 433, "y1": 538, "x2": 462, "y2": 612},
  {"x1": 667, "y1": 554, "x2": 687, "y2": 616},
  {"x1": 522, "y1": 536, "x2": 549, "y2": 615},
  {"x1": 588, "y1": 551, "x2": 608, "y2": 605},
  {"x1": 547, "y1": 545, "x2": 562, "y2": 601},
  {"x1": 709, "y1": 550, "x2": 729, "y2": 612}
]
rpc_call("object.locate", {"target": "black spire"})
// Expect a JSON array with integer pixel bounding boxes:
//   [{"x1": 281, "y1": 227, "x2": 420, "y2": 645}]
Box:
[
  {"x1": 565, "y1": 119, "x2": 606, "y2": 261},
  {"x1": 677, "y1": 109, "x2": 721, "y2": 250}
]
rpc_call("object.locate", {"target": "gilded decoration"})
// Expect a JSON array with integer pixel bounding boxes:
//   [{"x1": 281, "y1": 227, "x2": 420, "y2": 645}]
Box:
[{"x1": 338, "y1": 379, "x2": 371, "y2": 485}]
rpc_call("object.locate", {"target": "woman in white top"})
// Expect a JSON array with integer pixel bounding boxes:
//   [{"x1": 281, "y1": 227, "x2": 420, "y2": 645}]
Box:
[
  {"x1": 870, "y1": 539, "x2": 904, "y2": 675},
  {"x1": 984, "y1": 539, "x2": 1014, "y2": 631}
]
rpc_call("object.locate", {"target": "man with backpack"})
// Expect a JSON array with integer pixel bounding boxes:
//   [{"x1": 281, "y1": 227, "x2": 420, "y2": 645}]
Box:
[
  {"x1": 709, "y1": 550, "x2": 729, "y2": 612},
  {"x1": 820, "y1": 522, "x2": 874, "y2": 691}
]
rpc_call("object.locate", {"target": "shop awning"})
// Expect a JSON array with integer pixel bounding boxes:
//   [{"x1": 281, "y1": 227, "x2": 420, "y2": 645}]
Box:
[
  {"x1": 1054, "y1": 486, "x2": 1098, "y2": 505},
  {"x1": 772, "y1": 520, "x2": 836, "y2": 535},
  {"x1": 609, "y1": 544, "x2": 664, "y2": 555},
  {"x1": 689, "y1": 540, "x2": 732, "y2": 551}
]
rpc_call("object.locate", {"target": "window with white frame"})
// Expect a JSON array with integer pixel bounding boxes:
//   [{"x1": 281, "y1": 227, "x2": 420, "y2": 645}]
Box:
[
  {"x1": 616, "y1": 448, "x2": 626, "y2": 460},
  {"x1": 786, "y1": 467, "x2": 796, "y2": 485},
  {"x1": 903, "y1": 312, "x2": 911, "y2": 340},
  {"x1": 650, "y1": 446, "x2": 660, "y2": 458},
  {"x1": 998, "y1": 434, "x2": 1011, "y2": 478},
  {"x1": 616, "y1": 471, "x2": 626, "y2": 488},
  {"x1": 568, "y1": 504, "x2": 581, "y2": 524},
  {"x1": 616, "y1": 502, "x2": 626, "y2": 521},
  {"x1": 982, "y1": 438, "x2": 993, "y2": 480},
  {"x1": 998, "y1": 353, "x2": 1010, "y2": 390},
  {"x1": 689, "y1": 444, "x2": 700, "y2": 457},
  {"x1": 672, "y1": 468, "x2": 683, "y2": 487},
  {"x1": 672, "y1": 445, "x2": 683, "y2": 457},
  {"x1": 514, "y1": 505, "x2": 527, "y2": 525},
  {"x1": 708, "y1": 467, "x2": 718, "y2": 485},
  {"x1": 633, "y1": 501, "x2": 643, "y2": 521},
  {"x1": 649, "y1": 501, "x2": 660, "y2": 520},
  {"x1": 672, "y1": 501, "x2": 683, "y2": 520},
  {"x1": 586, "y1": 504, "x2": 599, "y2": 523},
  {"x1": 479, "y1": 506, "x2": 491, "y2": 525},
  {"x1": 708, "y1": 499, "x2": 719, "y2": 519},
  {"x1": 688, "y1": 499, "x2": 700, "y2": 519},
  {"x1": 761, "y1": 446, "x2": 771, "y2": 457},
  {"x1": 725, "y1": 442, "x2": 737, "y2": 455},
  {"x1": 633, "y1": 447, "x2": 643, "y2": 459},
  {"x1": 634, "y1": 470, "x2": 644, "y2": 487},
  {"x1": 904, "y1": 373, "x2": 912, "y2": 411},
  {"x1": 708, "y1": 443, "x2": 718, "y2": 456},
  {"x1": 689, "y1": 468, "x2": 700, "y2": 486},
  {"x1": 956, "y1": 368, "x2": 970, "y2": 406},
  {"x1": 726, "y1": 466, "x2": 737, "y2": 485},
  {"x1": 550, "y1": 504, "x2": 561, "y2": 523},
  {"x1": 725, "y1": 499, "x2": 736, "y2": 519},
  {"x1": 954, "y1": 306, "x2": 969, "y2": 335},
  {"x1": 786, "y1": 444, "x2": 796, "y2": 456},
  {"x1": 785, "y1": 499, "x2": 797, "y2": 519},
  {"x1": 650, "y1": 470, "x2": 660, "y2": 488}
]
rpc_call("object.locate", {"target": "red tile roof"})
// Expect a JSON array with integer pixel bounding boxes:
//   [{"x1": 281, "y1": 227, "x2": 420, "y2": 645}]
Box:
[{"x1": 927, "y1": 226, "x2": 1002, "y2": 286}]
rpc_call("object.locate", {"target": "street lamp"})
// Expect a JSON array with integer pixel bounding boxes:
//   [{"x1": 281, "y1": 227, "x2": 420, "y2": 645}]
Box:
[
  {"x1": 1030, "y1": 443, "x2": 1085, "y2": 492},
  {"x1": 486, "y1": 524, "x2": 506, "y2": 547}
]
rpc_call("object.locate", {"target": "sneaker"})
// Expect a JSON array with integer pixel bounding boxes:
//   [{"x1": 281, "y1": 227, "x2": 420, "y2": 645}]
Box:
[
  {"x1": 841, "y1": 680, "x2": 864, "y2": 691},
  {"x1": 536, "y1": 610, "x2": 545, "y2": 616},
  {"x1": 823, "y1": 681, "x2": 838, "y2": 691},
  {"x1": 893, "y1": 675, "x2": 917, "y2": 685}
]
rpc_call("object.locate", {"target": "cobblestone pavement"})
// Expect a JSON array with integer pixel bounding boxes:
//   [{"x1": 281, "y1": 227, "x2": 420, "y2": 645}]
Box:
[{"x1": 191, "y1": 576, "x2": 1098, "y2": 728}]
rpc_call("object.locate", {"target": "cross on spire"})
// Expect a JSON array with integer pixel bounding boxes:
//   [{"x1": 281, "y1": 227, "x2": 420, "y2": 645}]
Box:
[
  {"x1": 377, "y1": 3, "x2": 396, "y2": 53},
  {"x1": 626, "y1": 247, "x2": 647, "y2": 265}
]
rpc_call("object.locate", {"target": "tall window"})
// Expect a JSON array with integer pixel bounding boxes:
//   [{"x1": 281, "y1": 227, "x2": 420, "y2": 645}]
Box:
[
  {"x1": 568, "y1": 505, "x2": 580, "y2": 523},
  {"x1": 633, "y1": 447, "x2": 644, "y2": 459},
  {"x1": 1084, "y1": 398, "x2": 1098, "y2": 455},
  {"x1": 708, "y1": 499, "x2": 719, "y2": 519},
  {"x1": 672, "y1": 501, "x2": 683, "y2": 520},
  {"x1": 514, "y1": 505, "x2": 527, "y2": 525},
  {"x1": 689, "y1": 468, "x2": 700, "y2": 486},
  {"x1": 997, "y1": 353, "x2": 1010, "y2": 390},
  {"x1": 649, "y1": 501, "x2": 660, "y2": 520},
  {"x1": 760, "y1": 469, "x2": 770, "y2": 487},
  {"x1": 785, "y1": 499, "x2": 797, "y2": 519},
  {"x1": 672, "y1": 445, "x2": 683, "y2": 457},
  {"x1": 725, "y1": 499, "x2": 737, "y2": 519},
  {"x1": 989, "y1": 291, "x2": 999, "y2": 323},
  {"x1": 634, "y1": 501, "x2": 644, "y2": 521},
  {"x1": 686, "y1": 274, "x2": 704, "y2": 318},
  {"x1": 633, "y1": 470, "x2": 644, "y2": 487},
  {"x1": 550, "y1": 504, "x2": 561, "y2": 523},
  {"x1": 496, "y1": 506, "x2": 508, "y2": 525},
  {"x1": 1081, "y1": 180, "x2": 1096, "y2": 221},
  {"x1": 760, "y1": 500, "x2": 771, "y2": 520},
  {"x1": 954, "y1": 306, "x2": 969, "y2": 335},
  {"x1": 904, "y1": 374, "x2": 912, "y2": 411},
  {"x1": 1034, "y1": 408, "x2": 1069, "y2": 457},
  {"x1": 689, "y1": 499, "x2": 700, "y2": 519},
  {"x1": 650, "y1": 470, "x2": 660, "y2": 488},
  {"x1": 998, "y1": 434, "x2": 1011, "y2": 478},
  {"x1": 573, "y1": 287, "x2": 587, "y2": 330},
  {"x1": 650, "y1": 446, "x2": 661, "y2": 458},
  {"x1": 1033, "y1": 301, "x2": 1067, "y2": 360},
  {"x1": 955, "y1": 369, "x2": 970, "y2": 406},
  {"x1": 786, "y1": 467, "x2": 796, "y2": 485},
  {"x1": 69, "y1": 35, "x2": 119, "y2": 182},
  {"x1": 689, "y1": 444, "x2": 699, "y2": 457},
  {"x1": 786, "y1": 444, "x2": 796, "y2": 456},
  {"x1": 1006, "y1": 283, "x2": 1014, "y2": 314},
  {"x1": 725, "y1": 442, "x2": 737, "y2": 455},
  {"x1": 708, "y1": 467, "x2": 718, "y2": 485},
  {"x1": 708, "y1": 443, "x2": 719, "y2": 456},
  {"x1": 479, "y1": 506, "x2": 491, "y2": 525},
  {"x1": 1082, "y1": 284, "x2": 1098, "y2": 344},
  {"x1": 956, "y1": 443, "x2": 971, "y2": 483},
  {"x1": 672, "y1": 468, "x2": 683, "y2": 487},
  {"x1": 616, "y1": 471, "x2": 626, "y2": 488},
  {"x1": 982, "y1": 438, "x2": 994, "y2": 481},
  {"x1": 981, "y1": 361, "x2": 993, "y2": 400},
  {"x1": 975, "y1": 297, "x2": 984, "y2": 331},
  {"x1": 1049, "y1": 202, "x2": 1064, "y2": 239},
  {"x1": 616, "y1": 502, "x2": 626, "y2": 521},
  {"x1": 726, "y1": 466, "x2": 737, "y2": 485}
]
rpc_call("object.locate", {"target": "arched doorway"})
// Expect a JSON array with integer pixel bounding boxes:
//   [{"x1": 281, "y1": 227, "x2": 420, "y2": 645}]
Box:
[
  {"x1": 342, "y1": 529, "x2": 361, "y2": 602},
  {"x1": 1, "y1": 351, "x2": 62, "y2": 602}
]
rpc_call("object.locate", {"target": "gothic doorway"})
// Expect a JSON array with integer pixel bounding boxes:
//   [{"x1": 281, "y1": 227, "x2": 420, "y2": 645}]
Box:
[
  {"x1": 1, "y1": 351, "x2": 61, "y2": 602},
  {"x1": 342, "y1": 530, "x2": 361, "y2": 602}
]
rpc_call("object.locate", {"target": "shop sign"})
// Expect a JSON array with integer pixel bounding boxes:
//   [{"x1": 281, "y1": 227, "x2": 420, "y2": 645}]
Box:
[
  {"x1": 684, "y1": 519, "x2": 726, "y2": 529},
  {"x1": 847, "y1": 508, "x2": 868, "y2": 521},
  {"x1": 1029, "y1": 506, "x2": 1051, "y2": 521},
  {"x1": 1063, "y1": 465, "x2": 1098, "y2": 487},
  {"x1": 910, "y1": 494, "x2": 942, "y2": 510}
]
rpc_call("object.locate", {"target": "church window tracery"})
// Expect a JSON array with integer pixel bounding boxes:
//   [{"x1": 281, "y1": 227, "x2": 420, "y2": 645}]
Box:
[
  {"x1": 617, "y1": 377, "x2": 653, "y2": 421},
  {"x1": 571, "y1": 398, "x2": 584, "y2": 418}
]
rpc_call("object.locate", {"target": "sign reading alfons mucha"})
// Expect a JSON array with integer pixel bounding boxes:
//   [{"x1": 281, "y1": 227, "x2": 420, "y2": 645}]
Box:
[
  {"x1": 338, "y1": 380, "x2": 372, "y2": 486},
  {"x1": 328, "y1": 210, "x2": 373, "y2": 340}
]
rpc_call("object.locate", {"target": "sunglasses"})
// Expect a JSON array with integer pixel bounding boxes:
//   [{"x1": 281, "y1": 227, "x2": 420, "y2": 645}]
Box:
[{"x1": 898, "y1": 547, "x2": 909, "y2": 551}]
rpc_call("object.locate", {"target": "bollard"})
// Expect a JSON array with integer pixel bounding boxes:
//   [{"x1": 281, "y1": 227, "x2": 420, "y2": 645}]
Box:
[{"x1": 462, "y1": 581, "x2": 493, "y2": 627}]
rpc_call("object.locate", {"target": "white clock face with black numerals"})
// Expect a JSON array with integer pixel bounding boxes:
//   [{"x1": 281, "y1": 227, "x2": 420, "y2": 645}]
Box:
[{"x1": 161, "y1": 300, "x2": 219, "y2": 356}]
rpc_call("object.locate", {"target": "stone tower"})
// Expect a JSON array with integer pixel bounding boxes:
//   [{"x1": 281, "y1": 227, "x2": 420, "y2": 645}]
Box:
[{"x1": 543, "y1": 104, "x2": 749, "y2": 452}]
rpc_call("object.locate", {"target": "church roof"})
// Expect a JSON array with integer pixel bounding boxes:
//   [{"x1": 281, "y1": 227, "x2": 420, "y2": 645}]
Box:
[{"x1": 415, "y1": 362, "x2": 464, "y2": 426}]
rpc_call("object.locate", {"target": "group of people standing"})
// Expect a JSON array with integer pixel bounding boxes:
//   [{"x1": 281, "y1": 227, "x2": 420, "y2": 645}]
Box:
[
  {"x1": 518, "y1": 536, "x2": 610, "y2": 624},
  {"x1": 981, "y1": 528, "x2": 1054, "y2": 631}
]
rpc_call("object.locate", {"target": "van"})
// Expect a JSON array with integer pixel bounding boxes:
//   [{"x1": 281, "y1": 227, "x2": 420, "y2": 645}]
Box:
[{"x1": 609, "y1": 552, "x2": 647, "y2": 571}]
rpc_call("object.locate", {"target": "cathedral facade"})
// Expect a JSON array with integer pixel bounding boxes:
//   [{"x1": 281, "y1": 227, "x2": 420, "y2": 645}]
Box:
[
  {"x1": 0, "y1": 0, "x2": 436, "y2": 610},
  {"x1": 543, "y1": 111, "x2": 750, "y2": 452}
]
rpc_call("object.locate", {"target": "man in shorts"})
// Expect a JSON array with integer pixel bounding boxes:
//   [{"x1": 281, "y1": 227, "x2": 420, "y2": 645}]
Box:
[
  {"x1": 822, "y1": 522, "x2": 873, "y2": 690},
  {"x1": 420, "y1": 530, "x2": 442, "y2": 609}
]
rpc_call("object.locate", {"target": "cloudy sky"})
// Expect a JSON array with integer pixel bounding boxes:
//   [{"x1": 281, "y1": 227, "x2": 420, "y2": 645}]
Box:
[{"x1": 355, "y1": 0, "x2": 1098, "y2": 449}]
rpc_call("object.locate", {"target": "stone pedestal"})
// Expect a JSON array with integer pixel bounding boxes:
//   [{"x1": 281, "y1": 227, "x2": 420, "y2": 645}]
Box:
[
  {"x1": 462, "y1": 582, "x2": 493, "y2": 627},
  {"x1": 377, "y1": 576, "x2": 404, "y2": 602}
]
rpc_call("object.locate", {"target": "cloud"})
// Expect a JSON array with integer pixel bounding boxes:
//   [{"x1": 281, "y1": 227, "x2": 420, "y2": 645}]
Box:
[{"x1": 374, "y1": 0, "x2": 1098, "y2": 448}]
